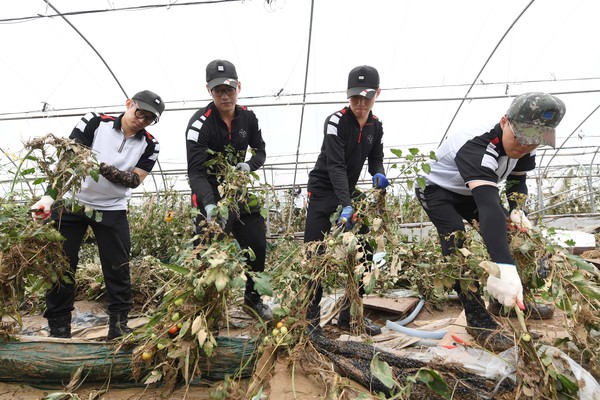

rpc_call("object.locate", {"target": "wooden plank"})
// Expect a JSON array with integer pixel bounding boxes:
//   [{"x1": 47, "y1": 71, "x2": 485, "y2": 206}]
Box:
[
  {"x1": 362, "y1": 295, "x2": 419, "y2": 315},
  {"x1": 584, "y1": 258, "x2": 600, "y2": 268}
]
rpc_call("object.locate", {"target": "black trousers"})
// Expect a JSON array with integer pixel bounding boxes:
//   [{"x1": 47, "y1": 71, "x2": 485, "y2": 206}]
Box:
[
  {"x1": 44, "y1": 206, "x2": 132, "y2": 319},
  {"x1": 304, "y1": 191, "x2": 370, "y2": 306},
  {"x1": 195, "y1": 208, "x2": 267, "y2": 298},
  {"x1": 415, "y1": 185, "x2": 479, "y2": 257}
]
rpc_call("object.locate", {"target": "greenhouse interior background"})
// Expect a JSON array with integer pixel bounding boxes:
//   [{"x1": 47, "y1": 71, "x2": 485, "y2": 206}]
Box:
[{"x1": 1, "y1": 0, "x2": 599, "y2": 220}]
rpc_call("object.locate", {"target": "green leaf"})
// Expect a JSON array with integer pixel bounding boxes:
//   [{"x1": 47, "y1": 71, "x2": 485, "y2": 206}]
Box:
[
  {"x1": 557, "y1": 374, "x2": 578, "y2": 395},
  {"x1": 390, "y1": 148, "x2": 403, "y2": 158},
  {"x1": 370, "y1": 353, "x2": 396, "y2": 389},
  {"x1": 252, "y1": 272, "x2": 273, "y2": 296},
  {"x1": 415, "y1": 368, "x2": 451, "y2": 399},
  {"x1": 161, "y1": 263, "x2": 190, "y2": 275},
  {"x1": 409, "y1": 148, "x2": 419, "y2": 155},
  {"x1": 20, "y1": 167, "x2": 35, "y2": 176},
  {"x1": 47, "y1": 187, "x2": 58, "y2": 200},
  {"x1": 416, "y1": 177, "x2": 426, "y2": 190},
  {"x1": 564, "y1": 253, "x2": 599, "y2": 275}
]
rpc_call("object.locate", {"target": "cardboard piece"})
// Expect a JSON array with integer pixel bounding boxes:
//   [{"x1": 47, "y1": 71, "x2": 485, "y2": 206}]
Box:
[{"x1": 362, "y1": 295, "x2": 419, "y2": 315}]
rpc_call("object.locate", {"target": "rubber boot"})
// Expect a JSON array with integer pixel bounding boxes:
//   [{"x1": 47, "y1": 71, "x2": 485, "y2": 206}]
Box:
[
  {"x1": 107, "y1": 312, "x2": 133, "y2": 340},
  {"x1": 306, "y1": 302, "x2": 322, "y2": 337},
  {"x1": 458, "y1": 290, "x2": 514, "y2": 352},
  {"x1": 337, "y1": 300, "x2": 382, "y2": 336},
  {"x1": 305, "y1": 280, "x2": 324, "y2": 337},
  {"x1": 243, "y1": 290, "x2": 273, "y2": 321},
  {"x1": 47, "y1": 314, "x2": 72, "y2": 338}
]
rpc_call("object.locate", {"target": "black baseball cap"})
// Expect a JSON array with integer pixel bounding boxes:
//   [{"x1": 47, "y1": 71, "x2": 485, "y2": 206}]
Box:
[
  {"x1": 206, "y1": 59, "x2": 239, "y2": 90},
  {"x1": 132, "y1": 90, "x2": 165, "y2": 120},
  {"x1": 347, "y1": 65, "x2": 380, "y2": 99}
]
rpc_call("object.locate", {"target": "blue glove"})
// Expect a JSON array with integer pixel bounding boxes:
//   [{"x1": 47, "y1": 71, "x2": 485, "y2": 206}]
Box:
[
  {"x1": 337, "y1": 206, "x2": 355, "y2": 229},
  {"x1": 235, "y1": 162, "x2": 251, "y2": 173},
  {"x1": 372, "y1": 173, "x2": 389, "y2": 189}
]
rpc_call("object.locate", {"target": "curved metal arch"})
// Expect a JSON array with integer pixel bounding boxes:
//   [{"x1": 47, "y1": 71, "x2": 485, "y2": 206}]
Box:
[
  {"x1": 43, "y1": 0, "x2": 128, "y2": 99},
  {"x1": 539, "y1": 102, "x2": 600, "y2": 177},
  {"x1": 438, "y1": 0, "x2": 536, "y2": 146}
]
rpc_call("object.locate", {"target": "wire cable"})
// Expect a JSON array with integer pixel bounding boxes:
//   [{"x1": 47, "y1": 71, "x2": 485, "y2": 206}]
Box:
[
  {"x1": 438, "y1": 0, "x2": 536, "y2": 145},
  {"x1": 43, "y1": 0, "x2": 128, "y2": 98}
]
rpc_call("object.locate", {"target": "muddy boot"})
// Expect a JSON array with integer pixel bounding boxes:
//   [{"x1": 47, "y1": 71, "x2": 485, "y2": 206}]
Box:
[
  {"x1": 337, "y1": 302, "x2": 382, "y2": 336},
  {"x1": 488, "y1": 298, "x2": 554, "y2": 320},
  {"x1": 306, "y1": 302, "x2": 323, "y2": 337},
  {"x1": 243, "y1": 291, "x2": 273, "y2": 321},
  {"x1": 107, "y1": 312, "x2": 133, "y2": 340},
  {"x1": 459, "y1": 291, "x2": 514, "y2": 352},
  {"x1": 47, "y1": 314, "x2": 72, "y2": 338}
]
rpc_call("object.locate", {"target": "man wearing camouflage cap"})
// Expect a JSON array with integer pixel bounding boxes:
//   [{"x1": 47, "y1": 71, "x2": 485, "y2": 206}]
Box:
[{"x1": 415, "y1": 92, "x2": 565, "y2": 351}]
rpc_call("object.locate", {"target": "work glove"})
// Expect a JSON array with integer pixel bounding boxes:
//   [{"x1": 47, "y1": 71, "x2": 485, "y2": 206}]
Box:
[
  {"x1": 372, "y1": 173, "x2": 389, "y2": 189},
  {"x1": 486, "y1": 263, "x2": 525, "y2": 310},
  {"x1": 235, "y1": 162, "x2": 251, "y2": 173},
  {"x1": 31, "y1": 195, "x2": 54, "y2": 220},
  {"x1": 204, "y1": 204, "x2": 226, "y2": 229},
  {"x1": 337, "y1": 206, "x2": 356, "y2": 230},
  {"x1": 509, "y1": 209, "x2": 532, "y2": 231}
]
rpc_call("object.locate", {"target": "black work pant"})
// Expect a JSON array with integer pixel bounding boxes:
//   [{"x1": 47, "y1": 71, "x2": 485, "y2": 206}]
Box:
[
  {"x1": 415, "y1": 185, "x2": 479, "y2": 257},
  {"x1": 304, "y1": 191, "x2": 371, "y2": 306},
  {"x1": 231, "y1": 213, "x2": 267, "y2": 298},
  {"x1": 195, "y1": 208, "x2": 267, "y2": 299},
  {"x1": 44, "y1": 206, "x2": 132, "y2": 319}
]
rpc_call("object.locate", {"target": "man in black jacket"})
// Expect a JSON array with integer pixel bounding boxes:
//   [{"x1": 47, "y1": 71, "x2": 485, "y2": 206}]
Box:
[
  {"x1": 416, "y1": 92, "x2": 565, "y2": 350},
  {"x1": 304, "y1": 65, "x2": 389, "y2": 336},
  {"x1": 185, "y1": 59, "x2": 271, "y2": 321}
]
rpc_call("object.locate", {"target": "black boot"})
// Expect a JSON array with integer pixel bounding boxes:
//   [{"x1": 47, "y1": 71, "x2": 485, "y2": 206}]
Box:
[
  {"x1": 337, "y1": 301, "x2": 381, "y2": 336},
  {"x1": 306, "y1": 302, "x2": 323, "y2": 337},
  {"x1": 107, "y1": 312, "x2": 133, "y2": 340},
  {"x1": 458, "y1": 290, "x2": 514, "y2": 351},
  {"x1": 47, "y1": 314, "x2": 72, "y2": 338},
  {"x1": 243, "y1": 291, "x2": 273, "y2": 321}
]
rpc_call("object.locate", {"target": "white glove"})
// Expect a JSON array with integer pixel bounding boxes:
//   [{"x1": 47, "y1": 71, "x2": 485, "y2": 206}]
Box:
[
  {"x1": 204, "y1": 204, "x2": 217, "y2": 222},
  {"x1": 235, "y1": 162, "x2": 251, "y2": 173},
  {"x1": 31, "y1": 195, "x2": 54, "y2": 220},
  {"x1": 510, "y1": 209, "x2": 532, "y2": 230},
  {"x1": 486, "y1": 263, "x2": 525, "y2": 309}
]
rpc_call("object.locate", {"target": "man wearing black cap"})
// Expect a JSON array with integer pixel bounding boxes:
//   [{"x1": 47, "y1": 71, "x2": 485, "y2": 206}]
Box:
[
  {"x1": 304, "y1": 65, "x2": 389, "y2": 337},
  {"x1": 415, "y1": 92, "x2": 566, "y2": 351},
  {"x1": 185, "y1": 59, "x2": 271, "y2": 321},
  {"x1": 31, "y1": 90, "x2": 165, "y2": 340}
]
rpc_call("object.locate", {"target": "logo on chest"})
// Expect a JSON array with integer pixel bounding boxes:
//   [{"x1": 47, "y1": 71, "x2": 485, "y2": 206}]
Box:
[
  {"x1": 366, "y1": 134, "x2": 374, "y2": 144},
  {"x1": 238, "y1": 129, "x2": 248, "y2": 139}
]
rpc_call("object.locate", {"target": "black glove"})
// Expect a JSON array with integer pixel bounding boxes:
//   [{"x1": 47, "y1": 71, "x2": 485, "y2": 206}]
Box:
[{"x1": 100, "y1": 162, "x2": 141, "y2": 188}]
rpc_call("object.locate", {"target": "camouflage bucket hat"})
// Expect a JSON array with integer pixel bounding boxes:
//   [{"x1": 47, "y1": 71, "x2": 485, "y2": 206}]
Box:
[{"x1": 506, "y1": 92, "x2": 566, "y2": 148}]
